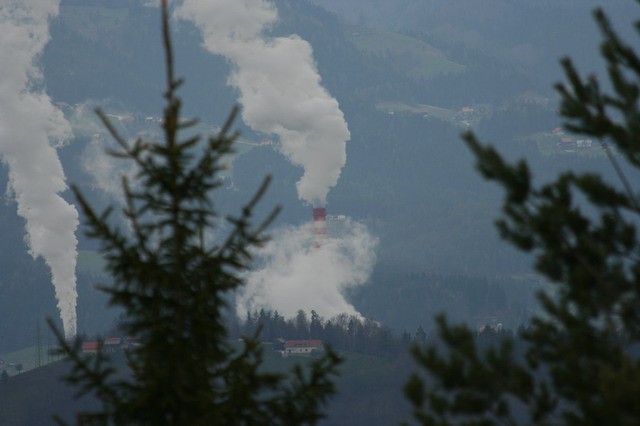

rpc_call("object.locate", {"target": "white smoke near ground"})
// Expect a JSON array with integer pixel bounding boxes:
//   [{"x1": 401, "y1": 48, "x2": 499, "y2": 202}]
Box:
[
  {"x1": 0, "y1": 0, "x2": 79, "y2": 337},
  {"x1": 175, "y1": 0, "x2": 350, "y2": 206},
  {"x1": 237, "y1": 219, "x2": 377, "y2": 319}
]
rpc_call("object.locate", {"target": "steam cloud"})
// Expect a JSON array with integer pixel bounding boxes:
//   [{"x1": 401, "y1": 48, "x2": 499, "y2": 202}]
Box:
[
  {"x1": 0, "y1": 0, "x2": 79, "y2": 337},
  {"x1": 71, "y1": 103, "x2": 144, "y2": 204},
  {"x1": 175, "y1": 0, "x2": 375, "y2": 319},
  {"x1": 237, "y1": 220, "x2": 377, "y2": 319},
  {"x1": 175, "y1": 0, "x2": 350, "y2": 206}
]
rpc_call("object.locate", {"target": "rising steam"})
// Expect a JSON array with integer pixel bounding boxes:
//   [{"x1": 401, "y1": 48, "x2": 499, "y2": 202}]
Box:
[
  {"x1": 0, "y1": 0, "x2": 78, "y2": 338},
  {"x1": 175, "y1": 0, "x2": 350, "y2": 206},
  {"x1": 71, "y1": 103, "x2": 143, "y2": 204},
  {"x1": 237, "y1": 219, "x2": 377, "y2": 319},
  {"x1": 175, "y1": 0, "x2": 375, "y2": 319}
]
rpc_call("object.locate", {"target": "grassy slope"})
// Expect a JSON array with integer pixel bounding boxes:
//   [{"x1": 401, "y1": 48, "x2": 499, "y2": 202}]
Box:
[
  {"x1": 346, "y1": 26, "x2": 465, "y2": 79},
  {"x1": 0, "y1": 358, "x2": 100, "y2": 426},
  {"x1": 0, "y1": 345, "x2": 67, "y2": 376},
  {"x1": 0, "y1": 345, "x2": 412, "y2": 425}
]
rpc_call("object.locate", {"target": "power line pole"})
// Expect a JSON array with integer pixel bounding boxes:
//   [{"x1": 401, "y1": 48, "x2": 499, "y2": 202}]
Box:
[{"x1": 36, "y1": 319, "x2": 42, "y2": 368}]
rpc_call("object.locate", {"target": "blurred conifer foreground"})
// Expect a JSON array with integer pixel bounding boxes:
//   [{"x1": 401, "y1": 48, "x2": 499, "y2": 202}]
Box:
[
  {"x1": 405, "y1": 3, "x2": 640, "y2": 425},
  {"x1": 49, "y1": 1, "x2": 340, "y2": 424}
]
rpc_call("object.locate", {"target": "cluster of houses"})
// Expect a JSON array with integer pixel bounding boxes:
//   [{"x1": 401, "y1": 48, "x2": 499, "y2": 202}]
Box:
[
  {"x1": 81, "y1": 337, "x2": 140, "y2": 355},
  {"x1": 552, "y1": 127, "x2": 593, "y2": 152},
  {"x1": 477, "y1": 323, "x2": 504, "y2": 333},
  {"x1": 82, "y1": 337, "x2": 324, "y2": 358},
  {"x1": 279, "y1": 340, "x2": 323, "y2": 357}
]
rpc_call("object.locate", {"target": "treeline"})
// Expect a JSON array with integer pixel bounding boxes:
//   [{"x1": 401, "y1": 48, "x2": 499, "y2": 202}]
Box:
[
  {"x1": 228, "y1": 309, "x2": 405, "y2": 357},
  {"x1": 228, "y1": 307, "x2": 532, "y2": 359},
  {"x1": 351, "y1": 270, "x2": 540, "y2": 334}
]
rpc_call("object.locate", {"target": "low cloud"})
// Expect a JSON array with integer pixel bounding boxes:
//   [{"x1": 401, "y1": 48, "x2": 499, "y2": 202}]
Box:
[{"x1": 237, "y1": 218, "x2": 377, "y2": 319}]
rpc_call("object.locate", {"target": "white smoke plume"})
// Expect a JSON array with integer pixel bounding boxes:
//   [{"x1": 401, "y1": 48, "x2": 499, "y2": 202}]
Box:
[
  {"x1": 70, "y1": 102, "x2": 144, "y2": 204},
  {"x1": 174, "y1": 0, "x2": 374, "y2": 318},
  {"x1": 0, "y1": 0, "x2": 79, "y2": 338},
  {"x1": 237, "y1": 219, "x2": 377, "y2": 319},
  {"x1": 175, "y1": 0, "x2": 350, "y2": 206},
  {"x1": 82, "y1": 132, "x2": 132, "y2": 205}
]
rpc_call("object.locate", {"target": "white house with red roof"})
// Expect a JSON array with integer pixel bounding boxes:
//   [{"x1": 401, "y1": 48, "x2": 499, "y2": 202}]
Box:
[
  {"x1": 103, "y1": 337, "x2": 123, "y2": 352},
  {"x1": 282, "y1": 340, "x2": 323, "y2": 357},
  {"x1": 81, "y1": 341, "x2": 101, "y2": 355}
]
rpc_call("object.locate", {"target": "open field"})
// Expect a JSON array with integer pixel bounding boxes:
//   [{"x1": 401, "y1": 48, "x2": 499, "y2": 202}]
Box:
[
  {"x1": 375, "y1": 101, "x2": 479, "y2": 128},
  {"x1": 346, "y1": 26, "x2": 465, "y2": 79},
  {"x1": 0, "y1": 343, "x2": 411, "y2": 424},
  {"x1": 0, "y1": 346, "x2": 65, "y2": 376}
]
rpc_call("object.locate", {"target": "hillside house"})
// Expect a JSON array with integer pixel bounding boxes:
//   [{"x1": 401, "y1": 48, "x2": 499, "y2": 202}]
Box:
[
  {"x1": 282, "y1": 340, "x2": 323, "y2": 357},
  {"x1": 121, "y1": 336, "x2": 141, "y2": 350},
  {"x1": 559, "y1": 137, "x2": 576, "y2": 152},
  {"x1": 103, "y1": 337, "x2": 122, "y2": 353}
]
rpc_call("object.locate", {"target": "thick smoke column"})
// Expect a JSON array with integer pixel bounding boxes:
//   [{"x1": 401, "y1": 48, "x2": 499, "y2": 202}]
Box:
[
  {"x1": 176, "y1": 0, "x2": 375, "y2": 319},
  {"x1": 0, "y1": 0, "x2": 79, "y2": 337},
  {"x1": 175, "y1": 0, "x2": 350, "y2": 206},
  {"x1": 237, "y1": 219, "x2": 377, "y2": 319}
]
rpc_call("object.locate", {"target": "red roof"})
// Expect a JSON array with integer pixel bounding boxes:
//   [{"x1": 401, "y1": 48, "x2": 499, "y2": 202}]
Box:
[
  {"x1": 104, "y1": 337, "x2": 122, "y2": 345},
  {"x1": 82, "y1": 341, "x2": 101, "y2": 350},
  {"x1": 284, "y1": 340, "x2": 322, "y2": 349}
]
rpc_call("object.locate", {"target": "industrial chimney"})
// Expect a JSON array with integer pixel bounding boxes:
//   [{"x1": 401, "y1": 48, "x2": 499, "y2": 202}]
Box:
[{"x1": 312, "y1": 207, "x2": 327, "y2": 248}]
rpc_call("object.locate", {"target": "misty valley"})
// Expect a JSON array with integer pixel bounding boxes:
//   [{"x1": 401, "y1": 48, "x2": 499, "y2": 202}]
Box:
[{"x1": 1, "y1": 0, "x2": 640, "y2": 425}]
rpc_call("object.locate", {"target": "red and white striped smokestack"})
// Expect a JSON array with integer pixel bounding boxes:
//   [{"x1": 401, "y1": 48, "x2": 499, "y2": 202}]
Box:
[{"x1": 313, "y1": 207, "x2": 327, "y2": 248}]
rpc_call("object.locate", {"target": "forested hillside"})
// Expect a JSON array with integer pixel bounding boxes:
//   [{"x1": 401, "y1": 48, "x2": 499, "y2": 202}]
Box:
[
  {"x1": 1, "y1": 0, "x2": 632, "y2": 355},
  {"x1": 312, "y1": 0, "x2": 637, "y2": 89}
]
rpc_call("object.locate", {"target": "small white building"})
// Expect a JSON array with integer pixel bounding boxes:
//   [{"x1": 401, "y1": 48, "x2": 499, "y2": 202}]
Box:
[
  {"x1": 103, "y1": 337, "x2": 123, "y2": 353},
  {"x1": 577, "y1": 139, "x2": 593, "y2": 148}
]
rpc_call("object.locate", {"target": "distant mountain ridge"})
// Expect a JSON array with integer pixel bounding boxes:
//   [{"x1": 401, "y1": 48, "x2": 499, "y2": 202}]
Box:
[{"x1": 311, "y1": 0, "x2": 639, "y2": 90}]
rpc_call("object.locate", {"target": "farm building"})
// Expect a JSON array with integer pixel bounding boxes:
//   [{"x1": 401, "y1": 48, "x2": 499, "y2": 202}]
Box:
[
  {"x1": 81, "y1": 341, "x2": 101, "y2": 355},
  {"x1": 103, "y1": 337, "x2": 122, "y2": 352}
]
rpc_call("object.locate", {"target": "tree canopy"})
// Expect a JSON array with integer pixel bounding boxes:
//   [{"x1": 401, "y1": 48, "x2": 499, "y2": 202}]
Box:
[
  {"x1": 405, "y1": 4, "x2": 640, "y2": 425},
  {"x1": 50, "y1": 2, "x2": 340, "y2": 424}
]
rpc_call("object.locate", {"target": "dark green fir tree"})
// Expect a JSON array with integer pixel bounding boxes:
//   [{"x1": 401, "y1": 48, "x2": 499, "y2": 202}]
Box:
[
  {"x1": 405, "y1": 4, "x2": 640, "y2": 426},
  {"x1": 50, "y1": 2, "x2": 340, "y2": 424}
]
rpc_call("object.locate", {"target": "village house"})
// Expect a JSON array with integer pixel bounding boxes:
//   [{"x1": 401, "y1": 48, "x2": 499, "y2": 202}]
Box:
[
  {"x1": 103, "y1": 337, "x2": 123, "y2": 353},
  {"x1": 576, "y1": 139, "x2": 593, "y2": 148},
  {"x1": 282, "y1": 340, "x2": 323, "y2": 357},
  {"x1": 80, "y1": 337, "x2": 141, "y2": 355},
  {"x1": 81, "y1": 341, "x2": 101, "y2": 355},
  {"x1": 558, "y1": 137, "x2": 576, "y2": 152},
  {"x1": 122, "y1": 336, "x2": 141, "y2": 350}
]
